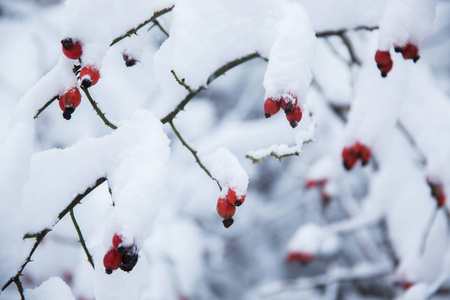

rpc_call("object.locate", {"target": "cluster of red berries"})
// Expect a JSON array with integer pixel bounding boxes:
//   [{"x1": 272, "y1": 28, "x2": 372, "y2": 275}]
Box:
[
  {"x1": 305, "y1": 178, "x2": 330, "y2": 204},
  {"x1": 426, "y1": 178, "x2": 446, "y2": 208},
  {"x1": 375, "y1": 42, "x2": 420, "y2": 78},
  {"x1": 216, "y1": 188, "x2": 246, "y2": 228},
  {"x1": 286, "y1": 251, "x2": 316, "y2": 264},
  {"x1": 59, "y1": 38, "x2": 101, "y2": 120},
  {"x1": 264, "y1": 93, "x2": 303, "y2": 128},
  {"x1": 341, "y1": 141, "x2": 372, "y2": 170},
  {"x1": 103, "y1": 234, "x2": 139, "y2": 274}
]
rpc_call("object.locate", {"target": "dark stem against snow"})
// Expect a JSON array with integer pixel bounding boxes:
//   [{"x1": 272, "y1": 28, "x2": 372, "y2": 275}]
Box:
[
  {"x1": 169, "y1": 120, "x2": 222, "y2": 191},
  {"x1": 2, "y1": 177, "x2": 107, "y2": 293},
  {"x1": 151, "y1": 19, "x2": 169, "y2": 37},
  {"x1": 246, "y1": 151, "x2": 301, "y2": 164},
  {"x1": 34, "y1": 95, "x2": 58, "y2": 119},
  {"x1": 160, "y1": 52, "x2": 262, "y2": 124},
  {"x1": 70, "y1": 208, "x2": 95, "y2": 269},
  {"x1": 81, "y1": 87, "x2": 117, "y2": 130},
  {"x1": 110, "y1": 6, "x2": 174, "y2": 46}
]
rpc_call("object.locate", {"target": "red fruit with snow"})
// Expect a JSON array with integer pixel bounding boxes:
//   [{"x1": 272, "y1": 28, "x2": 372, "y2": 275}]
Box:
[
  {"x1": 112, "y1": 234, "x2": 122, "y2": 249},
  {"x1": 286, "y1": 106, "x2": 302, "y2": 128},
  {"x1": 216, "y1": 196, "x2": 236, "y2": 228},
  {"x1": 227, "y1": 188, "x2": 246, "y2": 206},
  {"x1": 61, "y1": 38, "x2": 82, "y2": 60},
  {"x1": 80, "y1": 65, "x2": 100, "y2": 88},
  {"x1": 264, "y1": 97, "x2": 281, "y2": 118},
  {"x1": 59, "y1": 87, "x2": 82, "y2": 120},
  {"x1": 280, "y1": 94, "x2": 297, "y2": 115},
  {"x1": 342, "y1": 147, "x2": 358, "y2": 170},
  {"x1": 427, "y1": 178, "x2": 446, "y2": 207},
  {"x1": 353, "y1": 141, "x2": 372, "y2": 166},
  {"x1": 286, "y1": 251, "x2": 316, "y2": 264},
  {"x1": 375, "y1": 50, "x2": 393, "y2": 78},
  {"x1": 103, "y1": 248, "x2": 122, "y2": 274},
  {"x1": 401, "y1": 43, "x2": 420, "y2": 62}
]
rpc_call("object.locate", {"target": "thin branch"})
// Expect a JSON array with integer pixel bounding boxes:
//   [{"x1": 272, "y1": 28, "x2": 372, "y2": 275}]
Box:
[
  {"x1": 153, "y1": 19, "x2": 169, "y2": 37},
  {"x1": 338, "y1": 32, "x2": 361, "y2": 66},
  {"x1": 316, "y1": 26, "x2": 378, "y2": 38},
  {"x1": 206, "y1": 52, "x2": 261, "y2": 85},
  {"x1": 81, "y1": 87, "x2": 117, "y2": 130},
  {"x1": 34, "y1": 95, "x2": 58, "y2": 119},
  {"x1": 110, "y1": 6, "x2": 174, "y2": 46},
  {"x1": 246, "y1": 151, "x2": 300, "y2": 164},
  {"x1": 160, "y1": 52, "x2": 262, "y2": 124},
  {"x1": 171, "y1": 70, "x2": 193, "y2": 93},
  {"x1": 259, "y1": 263, "x2": 392, "y2": 298},
  {"x1": 70, "y1": 208, "x2": 95, "y2": 269},
  {"x1": 169, "y1": 120, "x2": 222, "y2": 190},
  {"x1": 13, "y1": 278, "x2": 24, "y2": 300},
  {"x1": 2, "y1": 177, "x2": 107, "y2": 292}
]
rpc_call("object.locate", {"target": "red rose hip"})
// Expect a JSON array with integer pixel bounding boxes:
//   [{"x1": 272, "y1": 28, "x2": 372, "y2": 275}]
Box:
[
  {"x1": 264, "y1": 98, "x2": 281, "y2": 118},
  {"x1": 286, "y1": 106, "x2": 302, "y2": 128},
  {"x1": 61, "y1": 38, "x2": 82, "y2": 60},
  {"x1": 80, "y1": 65, "x2": 100, "y2": 88},
  {"x1": 103, "y1": 248, "x2": 122, "y2": 274},
  {"x1": 375, "y1": 50, "x2": 393, "y2": 78},
  {"x1": 59, "y1": 87, "x2": 82, "y2": 120},
  {"x1": 216, "y1": 197, "x2": 236, "y2": 228}
]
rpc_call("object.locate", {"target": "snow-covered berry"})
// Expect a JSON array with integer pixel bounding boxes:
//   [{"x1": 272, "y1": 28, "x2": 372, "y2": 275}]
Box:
[
  {"x1": 80, "y1": 65, "x2": 100, "y2": 88},
  {"x1": 375, "y1": 50, "x2": 393, "y2": 78},
  {"x1": 112, "y1": 234, "x2": 122, "y2": 249},
  {"x1": 280, "y1": 94, "x2": 297, "y2": 115},
  {"x1": 227, "y1": 188, "x2": 246, "y2": 206},
  {"x1": 342, "y1": 147, "x2": 358, "y2": 170},
  {"x1": 286, "y1": 106, "x2": 302, "y2": 128},
  {"x1": 59, "y1": 87, "x2": 82, "y2": 120},
  {"x1": 286, "y1": 251, "x2": 316, "y2": 264},
  {"x1": 401, "y1": 43, "x2": 420, "y2": 63},
  {"x1": 217, "y1": 196, "x2": 236, "y2": 228},
  {"x1": 353, "y1": 141, "x2": 372, "y2": 166},
  {"x1": 264, "y1": 97, "x2": 281, "y2": 118},
  {"x1": 103, "y1": 248, "x2": 122, "y2": 274},
  {"x1": 61, "y1": 38, "x2": 82, "y2": 60}
]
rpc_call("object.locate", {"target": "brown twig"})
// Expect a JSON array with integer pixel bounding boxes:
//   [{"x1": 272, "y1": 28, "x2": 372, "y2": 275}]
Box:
[
  {"x1": 2, "y1": 177, "x2": 107, "y2": 292},
  {"x1": 110, "y1": 6, "x2": 174, "y2": 46},
  {"x1": 70, "y1": 208, "x2": 95, "y2": 269},
  {"x1": 81, "y1": 87, "x2": 117, "y2": 130},
  {"x1": 160, "y1": 52, "x2": 262, "y2": 124},
  {"x1": 169, "y1": 120, "x2": 222, "y2": 190},
  {"x1": 34, "y1": 95, "x2": 58, "y2": 119}
]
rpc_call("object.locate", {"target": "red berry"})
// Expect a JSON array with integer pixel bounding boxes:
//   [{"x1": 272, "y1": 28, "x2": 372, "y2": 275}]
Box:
[
  {"x1": 61, "y1": 38, "x2": 82, "y2": 60},
  {"x1": 264, "y1": 98, "x2": 281, "y2": 118},
  {"x1": 80, "y1": 65, "x2": 100, "y2": 88},
  {"x1": 59, "y1": 87, "x2": 82, "y2": 120},
  {"x1": 286, "y1": 251, "x2": 316, "y2": 264},
  {"x1": 401, "y1": 43, "x2": 420, "y2": 62},
  {"x1": 280, "y1": 94, "x2": 297, "y2": 115},
  {"x1": 216, "y1": 197, "x2": 236, "y2": 219},
  {"x1": 375, "y1": 50, "x2": 391, "y2": 65},
  {"x1": 437, "y1": 194, "x2": 446, "y2": 208},
  {"x1": 375, "y1": 50, "x2": 393, "y2": 77},
  {"x1": 403, "y1": 282, "x2": 414, "y2": 291},
  {"x1": 226, "y1": 188, "x2": 246, "y2": 206},
  {"x1": 103, "y1": 248, "x2": 122, "y2": 274},
  {"x1": 353, "y1": 142, "x2": 372, "y2": 165},
  {"x1": 305, "y1": 180, "x2": 316, "y2": 189},
  {"x1": 342, "y1": 147, "x2": 358, "y2": 170},
  {"x1": 286, "y1": 106, "x2": 302, "y2": 128},
  {"x1": 112, "y1": 234, "x2": 122, "y2": 249}
]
